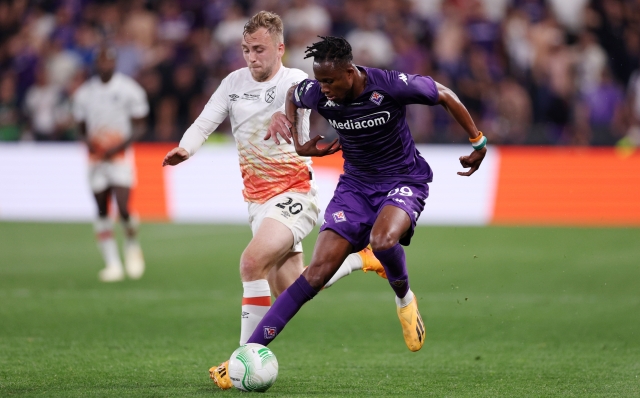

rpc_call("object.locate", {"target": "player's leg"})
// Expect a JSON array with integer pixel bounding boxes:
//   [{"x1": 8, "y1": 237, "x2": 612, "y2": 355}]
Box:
[
  {"x1": 210, "y1": 218, "x2": 298, "y2": 390},
  {"x1": 324, "y1": 245, "x2": 386, "y2": 288},
  {"x1": 370, "y1": 205, "x2": 425, "y2": 352},
  {"x1": 244, "y1": 229, "x2": 353, "y2": 346},
  {"x1": 113, "y1": 185, "x2": 144, "y2": 279},
  {"x1": 238, "y1": 217, "x2": 298, "y2": 345},
  {"x1": 267, "y1": 251, "x2": 305, "y2": 297},
  {"x1": 93, "y1": 187, "x2": 124, "y2": 282}
]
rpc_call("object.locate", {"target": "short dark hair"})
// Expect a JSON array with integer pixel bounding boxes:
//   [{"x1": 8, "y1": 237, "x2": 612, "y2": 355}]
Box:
[{"x1": 304, "y1": 36, "x2": 353, "y2": 67}]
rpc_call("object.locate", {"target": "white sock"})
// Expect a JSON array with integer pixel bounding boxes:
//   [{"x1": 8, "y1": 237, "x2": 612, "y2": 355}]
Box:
[
  {"x1": 324, "y1": 253, "x2": 363, "y2": 288},
  {"x1": 395, "y1": 289, "x2": 415, "y2": 308},
  {"x1": 94, "y1": 217, "x2": 122, "y2": 269},
  {"x1": 240, "y1": 279, "x2": 271, "y2": 345}
]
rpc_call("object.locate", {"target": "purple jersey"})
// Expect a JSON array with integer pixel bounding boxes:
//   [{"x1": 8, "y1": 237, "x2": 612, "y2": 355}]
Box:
[{"x1": 293, "y1": 66, "x2": 438, "y2": 183}]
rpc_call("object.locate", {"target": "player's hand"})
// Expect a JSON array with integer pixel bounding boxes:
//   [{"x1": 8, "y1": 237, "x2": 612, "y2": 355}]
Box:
[
  {"x1": 292, "y1": 133, "x2": 341, "y2": 157},
  {"x1": 458, "y1": 147, "x2": 486, "y2": 176},
  {"x1": 162, "y1": 147, "x2": 190, "y2": 166},
  {"x1": 264, "y1": 111, "x2": 293, "y2": 145},
  {"x1": 102, "y1": 147, "x2": 121, "y2": 161}
]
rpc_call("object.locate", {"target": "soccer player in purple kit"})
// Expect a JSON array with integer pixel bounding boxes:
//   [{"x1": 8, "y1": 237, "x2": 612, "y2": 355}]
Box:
[{"x1": 213, "y1": 35, "x2": 487, "y2": 388}]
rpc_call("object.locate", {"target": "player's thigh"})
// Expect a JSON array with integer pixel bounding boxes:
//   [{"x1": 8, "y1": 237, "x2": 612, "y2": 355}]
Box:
[
  {"x1": 243, "y1": 217, "x2": 298, "y2": 271},
  {"x1": 370, "y1": 205, "x2": 412, "y2": 251},
  {"x1": 88, "y1": 162, "x2": 110, "y2": 194},
  {"x1": 248, "y1": 189, "x2": 320, "y2": 253},
  {"x1": 372, "y1": 181, "x2": 429, "y2": 249},
  {"x1": 93, "y1": 188, "x2": 111, "y2": 215},
  {"x1": 105, "y1": 162, "x2": 134, "y2": 191}
]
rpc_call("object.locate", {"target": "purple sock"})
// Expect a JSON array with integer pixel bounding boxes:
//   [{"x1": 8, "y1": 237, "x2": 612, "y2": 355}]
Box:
[
  {"x1": 246, "y1": 275, "x2": 318, "y2": 346},
  {"x1": 373, "y1": 244, "x2": 410, "y2": 298}
]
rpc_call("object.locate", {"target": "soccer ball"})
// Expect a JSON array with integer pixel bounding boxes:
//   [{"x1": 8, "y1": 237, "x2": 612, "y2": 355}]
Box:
[{"x1": 228, "y1": 343, "x2": 279, "y2": 392}]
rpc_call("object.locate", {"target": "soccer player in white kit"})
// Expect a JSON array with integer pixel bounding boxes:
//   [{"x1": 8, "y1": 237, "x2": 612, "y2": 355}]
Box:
[
  {"x1": 161, "y1": 11, "x2": 385, "y2": 388},
  {"x1": 73, "y1": 47, "x2": 148, "y2": 282}
]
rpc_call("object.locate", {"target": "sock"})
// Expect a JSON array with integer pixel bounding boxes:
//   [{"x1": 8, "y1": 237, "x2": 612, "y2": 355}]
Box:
[
  {"x1": 373, "y1": 244, "x2": 410, "y2": 299},
  {"x1": 324, "y1": 253, "x2": 363, "y2": 288},
  {"x1": 246, "y1": 275, "x2": 318, "y2": 346},
  {"x1": 94, "y1": 217, "x2": 122, "y2": 269},
  {"x1": 240, "y1": 279, "x2": 271, "y2": 345},
  {"x1": 395, "y1": 289, "x2": 414, "y2": 307}
]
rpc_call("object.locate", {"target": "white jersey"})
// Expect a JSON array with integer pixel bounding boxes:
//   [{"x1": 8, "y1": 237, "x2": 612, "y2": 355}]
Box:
[
  {"x1": 179, "y1": 65, "x2": 312, "y2": 204},
  {"x1": 73, "y1": 72, "x2": 149, "y2": 162}
]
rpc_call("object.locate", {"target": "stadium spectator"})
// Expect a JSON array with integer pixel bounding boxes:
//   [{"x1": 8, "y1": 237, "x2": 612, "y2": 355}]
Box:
[
  {"x1": 0, "y1": 72, "x2": 20, "y2": 141},
  {"x1": 0, "y1": 0, "x2": 638, "y2": 147}
]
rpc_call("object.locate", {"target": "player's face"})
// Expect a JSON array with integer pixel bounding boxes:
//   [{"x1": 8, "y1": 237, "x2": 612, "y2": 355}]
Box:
[
  {"x1": 313, "y1": 61, "x2": 355, "y2": 103},
  {"x1": 96, "y1": 52, "x2": 116, "y2": 82},
  {"x1": 242, "y1": 28, "x2": 284, "y2": 82}
]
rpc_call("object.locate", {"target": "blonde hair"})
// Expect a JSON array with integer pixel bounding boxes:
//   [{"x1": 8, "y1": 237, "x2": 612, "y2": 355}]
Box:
[{"x1": 243, "y1": 11, "x2": 284, "y2": 44}]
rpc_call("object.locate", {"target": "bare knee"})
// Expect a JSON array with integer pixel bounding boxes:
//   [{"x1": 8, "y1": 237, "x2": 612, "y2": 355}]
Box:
[
  {"x1": 239, "y1": 253, "x2": 269, "y2": 282},
  {"x1": 369, "y1": 232, "x2": 398, "y2": 252}
]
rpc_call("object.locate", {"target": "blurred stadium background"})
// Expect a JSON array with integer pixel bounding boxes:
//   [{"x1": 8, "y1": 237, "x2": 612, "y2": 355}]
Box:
[{"x1": 0, "y1": 0, "x2": 639, "y2": 224}]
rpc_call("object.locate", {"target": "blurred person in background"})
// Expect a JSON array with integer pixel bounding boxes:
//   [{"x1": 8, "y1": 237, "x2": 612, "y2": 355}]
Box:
[
  {"x1": 162, "y1": 11, "x2": 386, "y2": 389},
  {"x1": 0, "y1": 72, "x2": 20, "y2": 141},
  {"x1": 23, "y1": 65, "x2": 71, "y2": 141},
  {"x1": 73, "y1": 46, "x2": 148, "y2": 282}
]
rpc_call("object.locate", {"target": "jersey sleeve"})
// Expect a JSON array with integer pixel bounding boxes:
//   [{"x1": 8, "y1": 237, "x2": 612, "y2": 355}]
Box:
[
  {"x1": 292, "y1": 79, "x2": 321, "y2": 111},
  {"x1": 178, "y1": 76, "x2": 230, "y2": 156},
  {"x1": 383, "y1": 70, "x2": 439, "y2": 106},
  {"x1": 127, "y1": 80, "x2": 150, "y2": 119}
]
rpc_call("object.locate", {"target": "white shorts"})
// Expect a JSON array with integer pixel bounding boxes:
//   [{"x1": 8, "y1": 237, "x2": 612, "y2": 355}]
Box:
[
  {"x1": 247, "y1": 181, "x2": 320, "y2": 253},
  {"x1": 88, "y1": 160, "x2": 135, "y2": 193}
]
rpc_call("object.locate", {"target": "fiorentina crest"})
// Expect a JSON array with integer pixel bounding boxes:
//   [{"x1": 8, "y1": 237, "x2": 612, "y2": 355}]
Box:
[
  {"x1": 369, "y1": 91, "x2": 384, "y2": 105},
  {"x1": 332, "y1": 211, "x2": 347, "y2": 223},
  {"x1": 264, "y1": 326, "x2": 277, "y2": 339}
]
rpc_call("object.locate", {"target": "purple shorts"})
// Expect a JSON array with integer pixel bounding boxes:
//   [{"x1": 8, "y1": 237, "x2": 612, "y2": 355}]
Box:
[{"x1": 320, "y1": 175, "x2": 429, "y2": 252}]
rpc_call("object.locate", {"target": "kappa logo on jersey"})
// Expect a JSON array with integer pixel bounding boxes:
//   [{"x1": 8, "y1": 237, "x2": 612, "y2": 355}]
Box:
[
  {"x1": 265, "y1": 86, "x2": 276, "y2": 103},
  {"x1": 393, "y1": 198, "x2": 406, "y2": 205},
  {"x1": 241, "y1": 311, "x2": 249, "y2": 319},
  {"x1": 264, "y1": 326, "x2": 277, "y2": 339},
  {"x1": 305, "y1": 81, "x2": 314, "y2": 92},
  {"x1": 242, "y1": 93, "x2": 260, "y2": 101},
  {"x1": 229, "y1": 94, "x2": 239, "y2": 102},
  {"x1": 325, "y1": 99, "x2": 338, "y2": 107},
  {"x1": 369, "y1": 91, "x2": 384, "y2": 105},
  {"x1": 399, "y1": 73, "x2": 408, "y2": 85},
  {"x1": 328, "y1": 111, "x2": 390, "y2": 130},
  {"x1": 332, "y1": 211, "x2": 347, "y2": 223}
]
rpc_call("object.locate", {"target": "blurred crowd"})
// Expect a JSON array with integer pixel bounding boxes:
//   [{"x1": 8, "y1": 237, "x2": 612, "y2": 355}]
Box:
[{"x1": 1, "y1": 0, "x2": 640, "y2": 146}]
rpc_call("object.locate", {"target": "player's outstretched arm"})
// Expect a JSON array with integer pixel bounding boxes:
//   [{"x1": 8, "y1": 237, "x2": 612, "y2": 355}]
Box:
[
  {"x1": 162, "y1": 147, "x2": 190, "y2": 166},
  {"x1": 435, "y1": 82, "x2": 487, "y2": 176},
  {"x1": 282, "y1": 86, "x2": 341, "y2": 157}
]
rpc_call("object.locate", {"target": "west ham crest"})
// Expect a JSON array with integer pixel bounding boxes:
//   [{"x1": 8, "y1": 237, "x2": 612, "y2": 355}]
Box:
[{"x1": 265, "y1": 86, "x2": 276, "y2": 103}]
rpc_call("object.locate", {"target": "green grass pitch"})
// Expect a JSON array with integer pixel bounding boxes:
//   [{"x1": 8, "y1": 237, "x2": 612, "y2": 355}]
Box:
[{"x1": 1, "y1": 222, "x2": 639, "y2": 397}]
